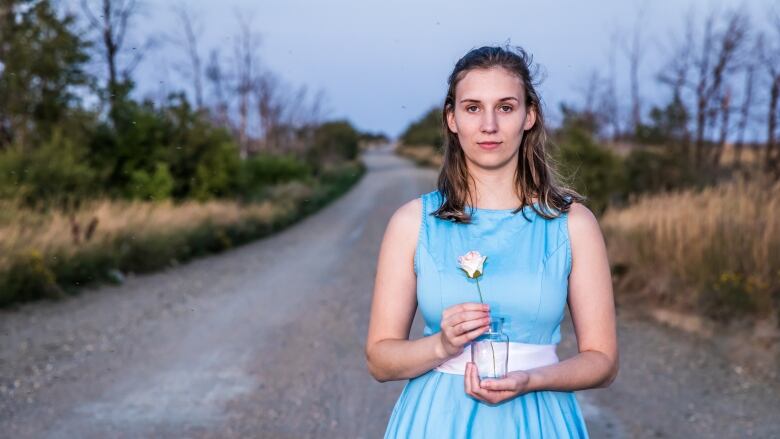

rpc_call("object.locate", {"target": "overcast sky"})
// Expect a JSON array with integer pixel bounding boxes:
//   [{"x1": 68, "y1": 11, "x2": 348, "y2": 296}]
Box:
[{"x1": 70, "y1": 0, "x2": 776, "y2": 139}]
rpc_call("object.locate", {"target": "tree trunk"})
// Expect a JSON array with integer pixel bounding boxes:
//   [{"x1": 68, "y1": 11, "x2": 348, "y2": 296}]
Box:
[{"x1": 766, "y1": 76, "x2": 780, "y2": 176}]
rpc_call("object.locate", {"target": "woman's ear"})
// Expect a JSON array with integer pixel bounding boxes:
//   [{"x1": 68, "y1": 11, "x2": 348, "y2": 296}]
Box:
[
  {"x1": 446, "y1": 108, "x2": 458, "y2": 134},
  {"x1": 524, "y1": 106, "x2": 537, "y2": 131}
]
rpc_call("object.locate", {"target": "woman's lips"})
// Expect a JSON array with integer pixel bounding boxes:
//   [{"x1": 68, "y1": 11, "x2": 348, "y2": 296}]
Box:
[{"x1": 477, "y1": 142, "x2": 502, "y2": 150}]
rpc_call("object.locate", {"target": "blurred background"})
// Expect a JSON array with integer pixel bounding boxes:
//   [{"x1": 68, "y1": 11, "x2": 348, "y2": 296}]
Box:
[{"x1": 0, "y1": 0, "x2": 778, "y2": 437}]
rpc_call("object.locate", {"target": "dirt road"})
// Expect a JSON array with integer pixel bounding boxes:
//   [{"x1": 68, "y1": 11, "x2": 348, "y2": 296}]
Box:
[{"x1": 1, "y1": 144, "x2": 778, "y2": 438}]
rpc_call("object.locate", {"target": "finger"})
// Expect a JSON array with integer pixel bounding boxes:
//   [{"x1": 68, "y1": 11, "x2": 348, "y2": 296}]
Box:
[
  {"x1": 467, "y1": 363, "x2": 485, "y2": 402},
  {"x1": 453, "y1": 323, "x2": 490, "y2": 345},
  {"x1": 471, "y1": 366, "x2": 499, "y2": 402},
  {"x1": 442, "y1": 310, "x2": 485, "y2": 329},
  {"x1": 480, "y1": 377, "x2": 515, "y2": 391},
  {"x1": 450, "y1": 310, "x2": 490, "y2": 323},
  {"x1": 464, "y1": 363, "x2": 472, "y2": 396},
  {"x1": 470, "y1": 362, "x2": 480, "y2": 391},
  {"x1": 443, "y1": 302, "x2": 489, "y2": 319},
  {"x1": 453, "y1": 319, "x2": 490, "y2": 338},
  {"x1": 450, "y1": 311, "x2": 491, "y2": 327}
]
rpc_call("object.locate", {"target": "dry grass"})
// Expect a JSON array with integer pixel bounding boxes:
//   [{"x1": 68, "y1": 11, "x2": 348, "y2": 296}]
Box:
[
  {"x1": 718, "y1": 144, "x2": 765, "y2": 166},
  {"x1": 602, "y1": 176, "x2": 780, "y2": 320},
  {"x1": 395, "y1": 144, "x2": 443, "y2": 168},
  {"x1": 0, "y1": 181, "x2": 313, "y2": 271}
]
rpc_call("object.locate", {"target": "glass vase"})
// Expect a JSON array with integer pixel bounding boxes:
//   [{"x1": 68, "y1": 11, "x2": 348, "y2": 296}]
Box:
[{"x1": 471, "y1": 316, "x2": 509, "y2": 379}]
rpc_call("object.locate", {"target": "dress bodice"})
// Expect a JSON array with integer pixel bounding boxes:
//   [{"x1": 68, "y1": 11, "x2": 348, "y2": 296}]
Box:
[{"x1": 414, "y1": 190, "x2": 572, "y2": 344}]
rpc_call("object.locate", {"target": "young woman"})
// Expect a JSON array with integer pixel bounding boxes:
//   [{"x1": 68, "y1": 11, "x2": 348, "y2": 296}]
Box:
[{"x1": 365, "y1": 45, "x2": 618, "y2": 438}]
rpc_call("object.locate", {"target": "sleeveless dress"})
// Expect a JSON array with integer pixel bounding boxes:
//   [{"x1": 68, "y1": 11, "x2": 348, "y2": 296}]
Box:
[{"x1": 383, "y1": 190, "x2": 589, "y2": 438}]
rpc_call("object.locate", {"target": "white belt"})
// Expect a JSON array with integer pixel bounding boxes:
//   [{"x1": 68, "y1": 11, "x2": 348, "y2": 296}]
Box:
[{"x1": 434, "y1": 342, "x2": 559, "y2": 375}]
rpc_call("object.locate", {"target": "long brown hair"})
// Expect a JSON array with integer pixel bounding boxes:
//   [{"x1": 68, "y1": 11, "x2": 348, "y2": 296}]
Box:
[{"x1": 433, "y1": 45, "x2": 585, "y2": 223}]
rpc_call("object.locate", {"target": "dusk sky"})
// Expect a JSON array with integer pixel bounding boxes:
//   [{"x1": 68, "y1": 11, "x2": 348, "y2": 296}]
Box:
[{"x1": 69, "y1": 0, "x2": 775, "y2": 139}]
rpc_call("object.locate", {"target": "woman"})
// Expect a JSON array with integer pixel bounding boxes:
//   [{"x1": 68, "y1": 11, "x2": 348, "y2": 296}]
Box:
[{"x1": 365, "y1": 45, "x2": 618, "y2": 438}]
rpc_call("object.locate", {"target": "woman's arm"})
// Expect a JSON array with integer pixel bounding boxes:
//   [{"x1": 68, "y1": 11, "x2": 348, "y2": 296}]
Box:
[
  {"x1": 524, "y1": 201, "x2": 619, "y2": 392},
  {"x1": 364, "y1": 198, "x2": 450, "y2": 382},
  {"x1": 466, "y1": 201, "x2": 618, "y2": 403}
]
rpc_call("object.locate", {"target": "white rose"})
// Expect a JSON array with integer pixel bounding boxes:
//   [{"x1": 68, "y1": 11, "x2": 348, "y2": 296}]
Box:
[{"x1": 457, "y1": 250, "x2": 487, "y2": 279}]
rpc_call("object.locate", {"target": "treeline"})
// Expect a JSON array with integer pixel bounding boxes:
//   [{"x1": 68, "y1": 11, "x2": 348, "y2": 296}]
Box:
[
  {"x1": 568, "y1": 5, "x2": 780, "y2": 180},
  {"x1": 0, "y1": 0, "x2": 382, "y2": 306},
  {"x1": 400, "y1": 6, "x2": 780, "y2": 215},
  {"x1": 0, "y1": 0, "x2": 384, "y2": 209}
]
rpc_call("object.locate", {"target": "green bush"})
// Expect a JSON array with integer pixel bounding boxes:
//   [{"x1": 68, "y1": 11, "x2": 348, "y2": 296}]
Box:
[
  {"x1": 127, "y1": 162, "x2": 175, "y2": 200},
  {"x1": 0, "y1": 250, "x2": 63, "y2": 305},
  {"x1": 86, "y1": 94, "x2": 244, "y2": 202},
  {"x1": 554, "y1": 127, "x2": 626, "y2": 215},
  {"x1": 624, "y1": 147, "x2": 693, "y2": 195},
  {"x1": 163, "y1": 96, "x2": 242, "y2": 200},
  {"x1": 0, "y1": 159, "x2": 365, "y2": 308},
  {"x1": 188, "y1": 140, "x2": 242, "y2": 201},
  {"x1": 237, "y1": 153, "x2": 313, "y2": 200},
  {"x1": 401, "y1": 107, "x2": 442, "y2": 147},
  {"x1": 306, "y1": 120, "x2": 360, "y2": 173},
  {"x1": 0, "y1": 129, "x2": 96, "y2": 208}
]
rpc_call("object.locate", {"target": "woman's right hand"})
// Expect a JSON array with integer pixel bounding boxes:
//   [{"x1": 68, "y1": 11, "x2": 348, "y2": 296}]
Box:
[{"x1": 437, "y1": 302, "x2": 491, "y2": 359}]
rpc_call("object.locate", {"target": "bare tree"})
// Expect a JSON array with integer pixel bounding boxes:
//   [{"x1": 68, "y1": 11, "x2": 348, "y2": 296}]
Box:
[
  {"x1": 170, "y1": 3, "x2": 204, "y2": 110},
  {"x1": 769, "y1": 75, "x2": 780, "y2": 175},
  {"x1": 688, "y1": 8, "x2": 749, "y2": 169},
  {"x1": 80, "y1": 0, "x2": 150, "y2": 114},
  {"x1": 287, "y1": 85, "x2": 327, "y2": 129},
  {"x1": 658, "y1": 12, "x2": 695, "y2": 155},
  {"x1": 254, "y1": 71, "x2": 329, "y2": 156},
  {"x1": 605, "y1": 30, "x2": 622, "y2": 141},
  {"x1": 758, "y1": 19, "x2": 780, "y2": 177},
  {"x1": 709, "y1": 11, "x2": 750, "y2": 167},
  {"x1": 285, "y1": 85, "x2": 328, "y2": 152},
  {"x1": 572, "y1": 69, "x2": 614, "y2": 138},
  {"x1": 232, "y1": 11, "x2": 261, "y2": 159},
  {"x1": 732, "y1": 57, "x2": 757, "y2": 169},
  {"x1": 578, "y1": 70, "x2": 601, "y2": 116},
  {"x1": 254, "y1": 70, "x2": 284, "y2": 152},
  {"x1": 205, "y1": 49, "x2": 230, "y2": 127},
  {"x1": 621, "y1": 9, "x2": 648, "y2": 135},
  {"x1": 714, "y1": 85, "x2": 731, "y2": 167},
  {"x1": 691, "y1": 10, "x2": 717, "y2": 167}
]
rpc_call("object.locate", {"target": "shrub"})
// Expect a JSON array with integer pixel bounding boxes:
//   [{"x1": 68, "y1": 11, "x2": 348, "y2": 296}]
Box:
[
  {"x1": 0, "y1": 250, "x2": 63, "y2": 305},
  {"x1": 0, "y1": 129, "x2": 96, "y2": 208},
  {"x1": 126, "y1": 162, "x2": 175, "y2": 200},
  {"x1": 236, "y1": 153, "x2": 313, "y2": 200},
  {"x1": 306, "y1": 120, "x2": 360, "y2": 172},
  {"x1": 553, "y1": 127, "x2": 626, "y2": 215},
  {"x1": 623, "y1": 147, "x2": 694, "y2": 195},
  {"x1": 400, "y1": 107, "x2": 442, "y2": 147}
]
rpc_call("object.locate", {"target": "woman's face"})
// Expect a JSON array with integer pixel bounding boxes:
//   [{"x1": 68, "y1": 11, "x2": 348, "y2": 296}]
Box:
[{"x1": 446, "y1": 67, "x2": 536, "y2": 170}]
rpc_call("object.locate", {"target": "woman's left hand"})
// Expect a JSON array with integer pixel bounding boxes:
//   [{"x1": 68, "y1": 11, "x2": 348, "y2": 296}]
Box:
[{"x1": 464, "y1": 362, "x2": 531, "y2": 404}]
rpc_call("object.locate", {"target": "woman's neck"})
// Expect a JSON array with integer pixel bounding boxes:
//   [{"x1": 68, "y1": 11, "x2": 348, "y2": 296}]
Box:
[{"x1": 465, "y1": 161, "x2": 535, "y2": 209}]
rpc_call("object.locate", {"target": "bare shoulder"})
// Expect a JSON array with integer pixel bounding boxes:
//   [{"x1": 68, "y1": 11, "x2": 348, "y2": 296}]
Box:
[
  {"x1": 393, "y1": 197, "x2": 422, "y2": 226},
  {"x1": 566, "y1": 201, "x2": 601, "y2": 236},
  {"x1": 384, "y1": 197, "x2": 423, "y2": 245}
]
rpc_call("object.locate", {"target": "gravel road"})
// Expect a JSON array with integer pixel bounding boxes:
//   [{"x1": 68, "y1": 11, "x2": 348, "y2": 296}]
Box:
[{"x1": 1, "y1": 143, "x2": 778, "y2": 438}]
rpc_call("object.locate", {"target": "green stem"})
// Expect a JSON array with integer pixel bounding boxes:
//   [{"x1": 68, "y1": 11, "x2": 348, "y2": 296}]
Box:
[
  {"x1": 475, "y1": 277, "x2": 485, "y2": 304},
  {"x1": 475, "y1": 277, "x2": 497, "y2": 377}
]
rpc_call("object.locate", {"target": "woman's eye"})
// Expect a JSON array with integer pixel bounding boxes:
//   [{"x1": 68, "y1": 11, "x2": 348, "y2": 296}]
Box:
[
  {"x1": 466, "y1": 106, "x2": 478, "y2": 112},
  {"x1": 499, "y1": 105, "x2": 513, "y2": 112}
]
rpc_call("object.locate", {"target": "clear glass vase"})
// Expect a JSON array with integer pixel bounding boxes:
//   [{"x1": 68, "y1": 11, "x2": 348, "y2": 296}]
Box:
[{"x1": 471, "y1": 316, "x2": 509, "y2": 379}]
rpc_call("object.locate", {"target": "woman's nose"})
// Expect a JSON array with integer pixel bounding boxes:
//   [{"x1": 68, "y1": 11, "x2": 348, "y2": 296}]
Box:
[{"x1": 480, "y1": 111, "x2": 498, "y2": 133}]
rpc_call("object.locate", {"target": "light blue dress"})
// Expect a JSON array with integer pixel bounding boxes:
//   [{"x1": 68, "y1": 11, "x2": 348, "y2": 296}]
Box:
[{"x1": 383, "y1": 190, "x2": 589, "y2": 438}]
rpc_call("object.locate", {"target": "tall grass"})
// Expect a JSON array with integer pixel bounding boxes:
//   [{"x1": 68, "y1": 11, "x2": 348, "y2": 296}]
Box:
[
  {"x1": 0, "y1": 160, "x2": 365, "y2": 307},
  {"x1": 395, "y1": 144, "x2": 443, "y2": 169},
  {"x1": 602, "y1": 176, "x2": 780, "y2": 322}
]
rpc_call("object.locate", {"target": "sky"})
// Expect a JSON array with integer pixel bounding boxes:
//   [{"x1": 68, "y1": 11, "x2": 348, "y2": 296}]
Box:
[{"x1": 68, "y1": 0, "x2": 776, "y2": 139}]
